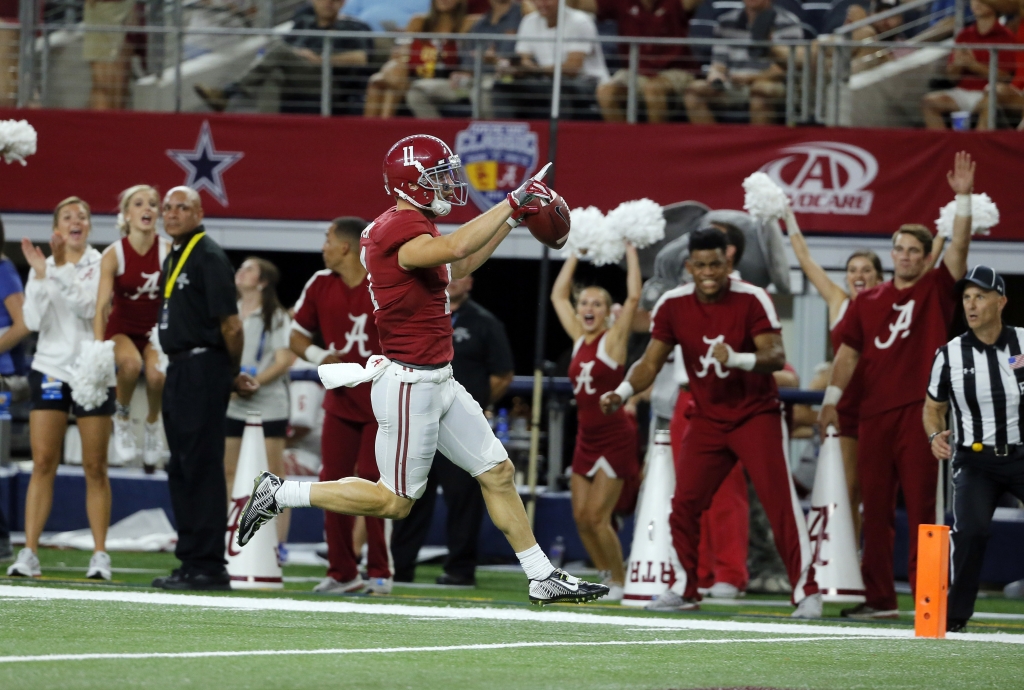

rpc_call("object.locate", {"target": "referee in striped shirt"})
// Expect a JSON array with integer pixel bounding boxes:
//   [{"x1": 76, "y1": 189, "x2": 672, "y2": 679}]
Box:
[{"x1": 924, "y1": 265, "x2": 1024, "y2": 633}]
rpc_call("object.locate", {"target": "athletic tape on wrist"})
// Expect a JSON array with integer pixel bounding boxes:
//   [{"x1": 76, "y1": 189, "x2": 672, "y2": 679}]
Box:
[
  {"x1": 305, "y1": 344, "x2": 328, "y2": 365},
  {"x1": 726, "y1": 350, "x2": 756, "y2": 371},
  {"x1": 613, "y1": 381, "x2": 634, "y2": 401},
  {"x1": 955, "y1": 194, "x2": 971, "y2": 218},
  {"x1": 822, "y1": 385, "x2": 843, "y2": 407}
]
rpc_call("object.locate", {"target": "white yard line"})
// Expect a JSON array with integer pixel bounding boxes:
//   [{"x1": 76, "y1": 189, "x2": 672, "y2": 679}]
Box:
[
  {"x1": 1, "y1": 585, "x2": 1022, "y2": 645},
  {"x1": 0, "y1": 637, "x2": 892, "y2": 664}
]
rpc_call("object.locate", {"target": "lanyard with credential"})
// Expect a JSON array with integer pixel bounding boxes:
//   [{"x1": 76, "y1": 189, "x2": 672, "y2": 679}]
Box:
[{"x1": 160, "y1": 231, "x2": 205, "y2": 329}]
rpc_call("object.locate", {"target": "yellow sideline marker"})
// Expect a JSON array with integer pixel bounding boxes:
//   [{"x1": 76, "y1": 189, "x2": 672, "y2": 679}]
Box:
[{"x1": 915, "y1": 524, "x2": 950, "y2": 639}]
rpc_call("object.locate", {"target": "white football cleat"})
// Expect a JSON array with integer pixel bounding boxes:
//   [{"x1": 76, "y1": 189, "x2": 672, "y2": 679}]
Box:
[
  {"x1": 7, "y1": 548, "x2": 41, "y2": 577},
  {"x1": 528, "y1": 569, "x2": 608, "y2": 605},
  {"x1": 86, "y1": 551, "x2": 112, "y2": 581}
]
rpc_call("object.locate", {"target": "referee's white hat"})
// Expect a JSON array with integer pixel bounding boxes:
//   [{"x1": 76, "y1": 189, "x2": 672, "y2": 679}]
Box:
[{"x1": 956, "y1": 265, "x2": 1005, "y2": 296}]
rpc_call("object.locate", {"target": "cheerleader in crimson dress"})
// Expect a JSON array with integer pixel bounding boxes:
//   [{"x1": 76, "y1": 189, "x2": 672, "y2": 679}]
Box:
[
  {"x1": 93, "y1": 185, "x2": 171, "y2": 470},
  {"x1": 783, "y1": 207, "x2": 943, "y2": 539},
  {"x1": 550, "y1": 244, "x2": 641, "y2": 602}
]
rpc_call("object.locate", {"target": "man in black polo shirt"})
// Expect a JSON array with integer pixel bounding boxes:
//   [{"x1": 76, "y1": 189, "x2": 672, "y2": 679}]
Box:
[
  {"x1": 152, "y1": 186, "x2": 258, "y2": 591},
  {"x1": 193, "y1": 0, "x2": 373, "y2": 114},
  {"x1": 390, "y1": 276, "x2": 515, "y2": 586}
]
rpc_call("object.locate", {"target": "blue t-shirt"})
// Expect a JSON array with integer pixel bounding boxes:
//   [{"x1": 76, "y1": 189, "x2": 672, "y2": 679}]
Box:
[{"x1": 0, "y1": 258, "x2": 25, "y2": 375}]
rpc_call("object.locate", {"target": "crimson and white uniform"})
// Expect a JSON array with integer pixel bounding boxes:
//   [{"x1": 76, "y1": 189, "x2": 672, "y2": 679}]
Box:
[
  {"x1": 360, "y1": 208, "x2": 506, "y2": 500},
  {"x1": 292, "y1": 269, "x2": 391, "y2": 582},
  {"x1": 651, "y1": 278, "x2": 817, "y2": 604},
  {"x1": 840, "y1": 263, "x2": 956, "y2": 611},
  {"x1": 569, "y1": 332, "x2": 638, "y2": 480},
  {"x1": 104, "y1": 236, "x2": 168, "y2": 353}
]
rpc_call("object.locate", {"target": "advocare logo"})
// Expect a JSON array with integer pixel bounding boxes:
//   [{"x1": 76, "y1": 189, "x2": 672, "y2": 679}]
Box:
[{"x1": 759, "y1": 142, "x2": 878, "y2": 216}]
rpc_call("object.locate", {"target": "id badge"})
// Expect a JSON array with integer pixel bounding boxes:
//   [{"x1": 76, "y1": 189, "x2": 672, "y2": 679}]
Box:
[
  {"x1": 159, "y1": 301, "x2": 170, "y2": 330},
  {"x1": 240, "y1": 365, "x2": 257, "y2": 377},
  {"x1": 41, "y1": 375, "x2": 64, "y2": 401}
]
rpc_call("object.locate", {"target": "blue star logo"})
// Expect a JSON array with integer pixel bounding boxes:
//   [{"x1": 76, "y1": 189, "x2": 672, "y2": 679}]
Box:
[{"x1": 166, "y1": 121, "x2": 243, "y2": 207}]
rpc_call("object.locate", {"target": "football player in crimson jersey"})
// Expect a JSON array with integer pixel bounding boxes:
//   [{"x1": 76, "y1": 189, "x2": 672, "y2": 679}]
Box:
[
  {"x1": 239, "y1": 134, "x2": 608, "y2": 605},
  {"x1": 819, "y1": 152, "x2": 976, "y2": 620},
  {"x1": 601, "y1": 228, "x2": 822, "y2": 617}
]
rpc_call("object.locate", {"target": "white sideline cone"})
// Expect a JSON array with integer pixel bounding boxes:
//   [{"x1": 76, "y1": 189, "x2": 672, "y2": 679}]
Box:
[
  {"x1": 622, "y1": 430, "x2": 677, "y2": 607},
  {"x1": 226, "y1": 411, "x2": 283, "y2": 590},
  {"x1": 807, "y1": 426, "x2": 865, "y2": 603}
]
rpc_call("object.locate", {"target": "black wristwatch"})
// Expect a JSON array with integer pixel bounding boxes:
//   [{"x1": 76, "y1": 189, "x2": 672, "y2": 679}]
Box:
[{"x1": 928, "y1": 430, "x2": 943, "y2": 445}]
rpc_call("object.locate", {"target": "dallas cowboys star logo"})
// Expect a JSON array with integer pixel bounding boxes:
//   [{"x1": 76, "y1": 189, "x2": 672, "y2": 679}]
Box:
[{"x1": 166, "y1": 121, "x2": 243, "y2": 207}]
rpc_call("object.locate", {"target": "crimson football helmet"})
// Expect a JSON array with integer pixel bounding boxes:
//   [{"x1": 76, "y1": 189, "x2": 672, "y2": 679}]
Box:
[{"x1": 383, "y1": 134, "x2": 468, "y2": 217}]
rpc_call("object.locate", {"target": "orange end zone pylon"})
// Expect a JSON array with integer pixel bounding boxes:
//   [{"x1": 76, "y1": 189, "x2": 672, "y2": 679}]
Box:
[{"x1": 915, "y1": 524, "x2": 950, "y2": 638}]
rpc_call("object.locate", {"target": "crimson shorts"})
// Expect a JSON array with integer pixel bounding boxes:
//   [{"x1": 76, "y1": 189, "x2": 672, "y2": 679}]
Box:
[{"x1": 571, "y1": 417, "x2": 640, "y2": 480}]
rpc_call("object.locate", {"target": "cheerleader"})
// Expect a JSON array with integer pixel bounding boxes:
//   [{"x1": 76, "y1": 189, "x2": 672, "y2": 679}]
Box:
[
  {"x1": 550, "y1": 244, "x2": 641, "y2": 602},
  {"x1": 93, "y1": 185, "x2": 170, "y2": 469},
  {"x1": 7, "y1": 197, "x2": 114, "y2": 580}
]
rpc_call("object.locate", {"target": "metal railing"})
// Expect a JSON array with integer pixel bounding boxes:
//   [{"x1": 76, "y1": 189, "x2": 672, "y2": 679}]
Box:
[{"x1": 7, "y1": 12, "x2": 1024, "y2": 130}]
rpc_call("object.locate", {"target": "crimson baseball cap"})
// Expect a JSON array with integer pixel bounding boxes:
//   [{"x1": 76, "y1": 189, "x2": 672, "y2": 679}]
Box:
[{"x1": 956, "y1": 265, "x2": 1005, "y2": 296}]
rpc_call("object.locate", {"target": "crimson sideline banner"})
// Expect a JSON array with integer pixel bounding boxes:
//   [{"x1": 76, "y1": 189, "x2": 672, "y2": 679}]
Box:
[{"x1": 1, "y1": 109, "x2": 1022, "y2": 240}]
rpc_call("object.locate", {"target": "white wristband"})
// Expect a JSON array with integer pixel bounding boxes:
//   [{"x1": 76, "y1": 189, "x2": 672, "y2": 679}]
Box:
[
  {"x1": 725, "y1": 349, "x2": 756, "y2": 372},
  {"x1": 822, "y1": 385, "x2": 843, "y2": 407},
  {"x1": 613, "y1": 381, "x2": 634, "y2": 401},
  {"x1": 304, "y1": 344, "x2": 329, "y2": 365},
  {"x1": 955, "y1": 194, "x2": 971, "y2": 218}
]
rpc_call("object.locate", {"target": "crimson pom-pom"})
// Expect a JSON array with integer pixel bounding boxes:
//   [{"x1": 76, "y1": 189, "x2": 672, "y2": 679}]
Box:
[{"x1": 523, "y1": 193, "x2": 571, "y2": 250}]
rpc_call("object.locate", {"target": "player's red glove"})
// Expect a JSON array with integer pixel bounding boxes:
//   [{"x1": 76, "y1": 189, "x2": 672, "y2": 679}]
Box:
[{"x1": 507, "y1": 162, "x2": 554, "y2": 212}]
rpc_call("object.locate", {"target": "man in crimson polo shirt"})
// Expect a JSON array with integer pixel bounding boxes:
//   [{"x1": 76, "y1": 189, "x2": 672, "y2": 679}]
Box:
[
  {"x1": 820, "y1": 153, "x2": 977, "y2": 618},
  {"x1": 578, "y1": 0, "x2": 700, "y2": 122}
]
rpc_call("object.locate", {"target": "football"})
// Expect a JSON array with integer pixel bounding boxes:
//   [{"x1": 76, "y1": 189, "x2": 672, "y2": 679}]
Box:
[{"x1": 523, "y1": 193, "x2": 571, "y2": 250}]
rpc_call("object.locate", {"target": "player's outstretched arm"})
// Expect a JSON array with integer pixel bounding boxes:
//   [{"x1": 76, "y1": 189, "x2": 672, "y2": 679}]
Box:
[
  {"x1": 818, "y1": 343, "x2": 860, "y2": 437},
  {"x1": 399, "y1": 201, "x2": 514, "y2": 276},
  {"x1": 784, "y1": 208, "x2": 847, "y2": 320},
  {"x1": 943, "y1": 150, "x2": 975, "y2": 280},
  {"x1": 599, "y1": 337, "x2": 672, "y2": 414}
]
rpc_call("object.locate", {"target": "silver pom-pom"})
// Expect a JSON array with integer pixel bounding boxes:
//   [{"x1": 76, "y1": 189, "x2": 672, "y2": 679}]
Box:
[
  {"x1": 69, "y1": 340, "x2": 116, "y2": 411},
  {"x1": 564, "y1": 206, "x2": 624, "y2": 266},
  {"x1": 742, "y1": 172, "x2": 790, "y2": 223},
  {"x1": 605, "y1": 198, "x2": 665, "y2": 249},
  {"x1": 0, "y1": 119, "x2": 38, "y2": 166},
  {"x1": 935, "y1": 193, "x2": 999, "y2": 239}
]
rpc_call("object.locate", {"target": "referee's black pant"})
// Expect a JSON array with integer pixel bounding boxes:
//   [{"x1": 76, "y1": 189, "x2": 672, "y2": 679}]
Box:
[
  {"x1": 949, "y1": 448, "x2": 1024, "y2": 622},
  {"x1": 391, "y1": 452, "x2": 485, "y2": 582},
  {"x1": 163, "y1": 349, "x2": 235, "y2": 576}
]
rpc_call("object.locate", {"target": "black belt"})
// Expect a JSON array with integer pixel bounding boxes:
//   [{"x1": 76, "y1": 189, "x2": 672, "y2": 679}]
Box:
[
  {"x1": 960, "y1": 443, "x2": 1020, "y2": 457},
  {"x1": 167, "y1": 346, "x2": 210, "y2": 363},
  {"x1": 390, "y1": 358, "x2": 450, "y2": 371}
]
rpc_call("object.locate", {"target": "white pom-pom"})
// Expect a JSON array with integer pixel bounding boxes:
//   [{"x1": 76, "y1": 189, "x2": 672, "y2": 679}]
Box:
[
  {"x1": 69, "y1": 340, "x2": 116, "y2": 411},
  {"x1": 0, "y1": 120, "x2": 38, "y2": 166},
  {"x1": 565, "y1": 206, "x2": 624, "y2": 266},
  {"x1": 605, "y1": 198, "x2": 665, "y2": 249},
  {"x1": 742, "y1": 172, "x2": 790, "y2": 223},
  {"x1": 149, "y1": 327, "x2": 169, "y2": 374},
  {"x1": 935, "y1": 193, "x2": 999, "y2": 239}
]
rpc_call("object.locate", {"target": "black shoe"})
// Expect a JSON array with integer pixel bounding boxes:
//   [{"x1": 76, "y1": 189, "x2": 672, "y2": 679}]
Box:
[
  {"x1": 436, "y1": 572, "x2": 476, "y2": 587},
  {"x1": 0, "y1": 537, "x2": 12, "y2": 562},
  {"x1": 152, "y1": 569, "x2": 188, "y2": 589},
  {"x1": 947, "y1": 618, "x2": 968, "y2": 633},
  {"x1": 840, "y1": 603, "x2": 899, "y2": 619},
  {"x1": 153, "y1": 569, "x2": 230, "y2": 591}
]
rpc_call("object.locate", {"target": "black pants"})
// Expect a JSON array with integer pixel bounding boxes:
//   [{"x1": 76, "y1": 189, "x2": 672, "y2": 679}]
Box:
[
  {"x1": 391, "y1": 452, "x2": 485, "y2": 582},
  {"x1": 949, "y1": 449, "x2": 1024, "y2": 621},
  {"x1": 163, "y1": 349, "x2": 235, "y2": 576}
]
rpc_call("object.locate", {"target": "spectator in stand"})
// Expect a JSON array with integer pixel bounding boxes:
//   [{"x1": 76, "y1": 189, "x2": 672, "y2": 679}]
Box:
[
  {"x1": 0, "y1": 0, "x2": 17, "y2": 107},
  {"x1": 577, "y1": 0, "x2": 701, "y2": 123},
  {"x1": 94, "y1": 185, "x2": 170, "y2": 471},
  {"x1": 406, "y1": 0, "x2": 524, "y2": 119},
  {"x1": 682, "y1": 0, "x2": 803, "y2": 125},
  {"x1": 194, "y1": 0, "x2": 373, "y2": 114},
  {"x1": 224, "y1": 258, "x2": 296, "y2": 559},
  {"x1": 84, "y1": 0, "x2": 135, "y2": 109},
  {"x1": 341, "y1": 0, "x2": 431, "y2": 31},
  {"x1": 7, "y1": 198, "x2": 115, "y2": 581},
  {"x1": 493, "y1": 0, "x2": 609, "y2": 119},
  {"x1": 921, "y1": 0, "x2": 1016, "y2": 129},
  {"x1": 364, "y1": 0, "x2": 476, "y2": 118},
  {"x1": 975, "y1": 0, "x2": 1024, "y2": 130}
]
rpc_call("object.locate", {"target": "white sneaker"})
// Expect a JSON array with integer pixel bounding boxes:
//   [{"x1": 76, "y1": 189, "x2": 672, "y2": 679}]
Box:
[
  {"x1": 7, "y1": 548, "x2": 41, "y2": 577},
  {"x1": 791, "y1": 592, "x2": 823, "y2": 619},
  {"x1": 86, "y1": 551, "x2": 112, "y2": 581},
  {"x1": 312, "y1": 576, "x2": 364, "y2": 594},
  {"x1": 708, "y1": 582, "x2": 744, "y2": 599},
  {"x1": 605, "y1": 583, "x2": 624, "y2": 602},
  {"x1": 113, "y1": 415, "x2": 137, "y2": 464},
  {"x1": 364, "y1": 577, "x2": 393, "y2": 594},
  {"x1": 143, "y1": 421, "x2": 165, "y2": 469}
]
